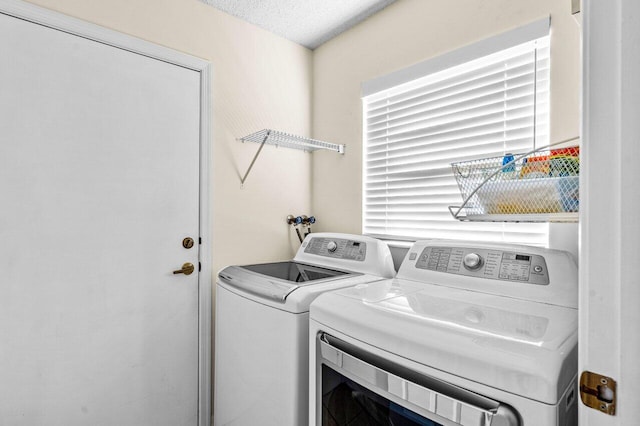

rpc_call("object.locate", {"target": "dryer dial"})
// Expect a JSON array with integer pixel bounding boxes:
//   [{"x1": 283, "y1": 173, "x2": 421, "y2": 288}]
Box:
[
  {"x1": 463, "y1": 252, "x2": 483, "y2": 270},
  {"x1": 327, "y1": 241, "x2": 338, "y2": 252}
]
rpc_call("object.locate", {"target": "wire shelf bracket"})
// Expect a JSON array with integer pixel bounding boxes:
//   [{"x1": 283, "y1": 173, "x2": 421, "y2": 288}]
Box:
[{"x1": 238, "y1": 129, "x2": 345, "y2": 186}]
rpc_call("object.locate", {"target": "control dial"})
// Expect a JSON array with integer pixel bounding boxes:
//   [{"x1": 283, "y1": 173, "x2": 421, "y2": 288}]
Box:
[
  {"x1": 327, "y1": 241, "x2": 338, "y2": 252},
  {"x1": 463, "y1": 252, "x2": 483, "y2": 270}
]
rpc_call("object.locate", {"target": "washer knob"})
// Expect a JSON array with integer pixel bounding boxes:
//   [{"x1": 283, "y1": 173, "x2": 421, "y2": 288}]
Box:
[
  {"x1": 463, "y1": 252, "x2": 483, "y2": 270},
  {"x1": 327, "y1": 241, "x2": 338, "y2": 252}
]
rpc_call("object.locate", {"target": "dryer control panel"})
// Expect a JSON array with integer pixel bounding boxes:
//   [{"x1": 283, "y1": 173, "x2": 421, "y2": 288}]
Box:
[
  {"x1": 414, "y1": 246, "x2": 549, "y2": 285},
  {"x1": 303, "y1": 237, "x2": 367, "y2": 261}
]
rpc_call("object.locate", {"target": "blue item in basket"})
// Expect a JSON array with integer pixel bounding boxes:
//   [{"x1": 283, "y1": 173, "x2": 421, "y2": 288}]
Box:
[
  {"x1": 502, "y1": 153, "x2": 515, "y2": 172},
  {"x1": 557, "y1": 176, "x2": 579, "y2": 212}
]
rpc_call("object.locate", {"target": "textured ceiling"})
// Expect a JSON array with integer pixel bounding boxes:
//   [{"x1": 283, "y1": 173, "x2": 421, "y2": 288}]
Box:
[{"x1": 200, "y1": 0, "x2": 398, "y2": 49}]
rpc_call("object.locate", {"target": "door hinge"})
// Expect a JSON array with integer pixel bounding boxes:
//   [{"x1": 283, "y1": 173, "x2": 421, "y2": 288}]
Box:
[
  {"x1": 580, "y1": 371, "x2": 616, "y2": 415},
  {"x1": 198, "y1": 262, "x2": 201, "y2": 272}
]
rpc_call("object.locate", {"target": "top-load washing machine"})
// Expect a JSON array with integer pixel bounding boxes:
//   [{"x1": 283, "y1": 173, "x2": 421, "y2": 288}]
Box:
[
  {"x1": 310, "y1": 239, "x2": 578, "y2": 426},
  {"x1": 214, "y1": 233, "x2": 395, "y2": 426}
]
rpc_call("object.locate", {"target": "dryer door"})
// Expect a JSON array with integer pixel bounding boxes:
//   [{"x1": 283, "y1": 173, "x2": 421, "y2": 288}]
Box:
[{"x1": 316, "y1": 333, "x2": 521, "y2": 426}]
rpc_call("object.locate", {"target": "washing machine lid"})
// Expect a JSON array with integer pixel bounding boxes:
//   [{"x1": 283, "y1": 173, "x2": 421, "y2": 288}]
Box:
[
  {"x1": 242, "y1": 261, "x2": 349, "y2": 283},
  {"x1": 218, "y1": 261, "x2": 357, "y2": 304},
  {"x1": 310, "y1": 278, "x2": 578, "y2": 404}
]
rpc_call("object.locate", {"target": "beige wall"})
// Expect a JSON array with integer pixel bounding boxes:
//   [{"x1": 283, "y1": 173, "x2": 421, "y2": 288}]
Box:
[
  {"x1": 311, "y1": 0, "x2": 581, "y2": 254},
  {"x1": 26, "y1": 0, "x2": 314, "y2": 274}
]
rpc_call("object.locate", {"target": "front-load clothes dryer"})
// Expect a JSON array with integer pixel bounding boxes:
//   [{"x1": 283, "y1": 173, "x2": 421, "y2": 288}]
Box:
[
  {"x1": 310, "y1": 239, "x2": 578, "y2": 426},
  {"x1": 214, "y1": 233, "x2": 395, "y2": 426}
]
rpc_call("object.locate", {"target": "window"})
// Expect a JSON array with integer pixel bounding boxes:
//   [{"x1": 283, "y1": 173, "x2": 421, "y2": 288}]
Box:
[{"x1": 362, "y1": 19, "x2": 550, "y2": 245}]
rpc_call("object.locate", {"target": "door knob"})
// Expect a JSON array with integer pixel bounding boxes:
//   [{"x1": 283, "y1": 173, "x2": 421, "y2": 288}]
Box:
[{"x1": 173, "y1": 262, "x2": 195, "y2": 275}]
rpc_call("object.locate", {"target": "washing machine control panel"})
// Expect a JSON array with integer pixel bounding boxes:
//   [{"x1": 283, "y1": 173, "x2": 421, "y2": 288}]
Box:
[
  {"x1": 303, "y1": 237, "x2": 367, "y2": 261},
  {"x1": 415, "y1": 246, "x2": 549, "y2": 285}
]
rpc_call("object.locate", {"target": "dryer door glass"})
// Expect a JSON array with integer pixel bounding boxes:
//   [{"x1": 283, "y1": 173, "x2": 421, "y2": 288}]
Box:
[{"x1": 322, "y1": 364, "x2": 441, "y2": 426}]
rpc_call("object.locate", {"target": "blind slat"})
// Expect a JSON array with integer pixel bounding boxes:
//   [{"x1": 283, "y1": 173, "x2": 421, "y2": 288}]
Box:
[
  {"x1": 366, "y1": 60, "x2": 547, "y2": 120},
  {"x1": 366, "y1": 106, "x2": 536, "y2": 144},
  {"x1": 366, "y1": 83, "x2": 540, "y2": 134},
  {"x1": 366, "y1": 135, "x2": 534, "y2": 164}
]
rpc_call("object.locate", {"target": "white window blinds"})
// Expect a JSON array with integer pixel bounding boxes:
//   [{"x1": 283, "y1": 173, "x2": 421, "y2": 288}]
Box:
[{"x1": 362, "y1": 20, "x2": 550, "y2": 245}]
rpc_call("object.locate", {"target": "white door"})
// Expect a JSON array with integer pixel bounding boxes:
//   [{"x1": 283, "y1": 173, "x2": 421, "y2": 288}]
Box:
[
  {"x1": 580, "y1": 0, "x2": 640, "y2": 424},
  {"x1": 0, "y1": 5, "x2": 206, "y2": 426}
]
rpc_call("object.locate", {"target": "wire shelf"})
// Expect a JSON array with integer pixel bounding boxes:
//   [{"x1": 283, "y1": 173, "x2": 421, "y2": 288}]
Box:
[
  {"x1": 449, "y1": 143, "x2": 580, "y2": 222},
  {"x1": 237, "y1": 129, "x2": 344, "y2": 186},
  {"x1": 240, "y1": 129, "x2": 345, "y2": 154}
]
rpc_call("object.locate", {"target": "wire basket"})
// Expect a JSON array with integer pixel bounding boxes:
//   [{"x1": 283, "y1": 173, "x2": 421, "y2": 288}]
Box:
[{"x1": 449, "y1": 145, "x2": 580, "y2": 222}]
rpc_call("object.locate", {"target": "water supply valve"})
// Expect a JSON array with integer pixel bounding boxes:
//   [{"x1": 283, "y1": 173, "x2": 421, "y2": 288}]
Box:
[{"x1": 287, "y1": 214, "x2": 316, "y2": 243}]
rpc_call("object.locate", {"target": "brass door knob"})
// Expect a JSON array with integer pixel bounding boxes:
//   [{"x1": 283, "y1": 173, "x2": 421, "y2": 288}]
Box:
[{"x1": 173, "y1": 262, "x2": 195, "y2": 275}]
